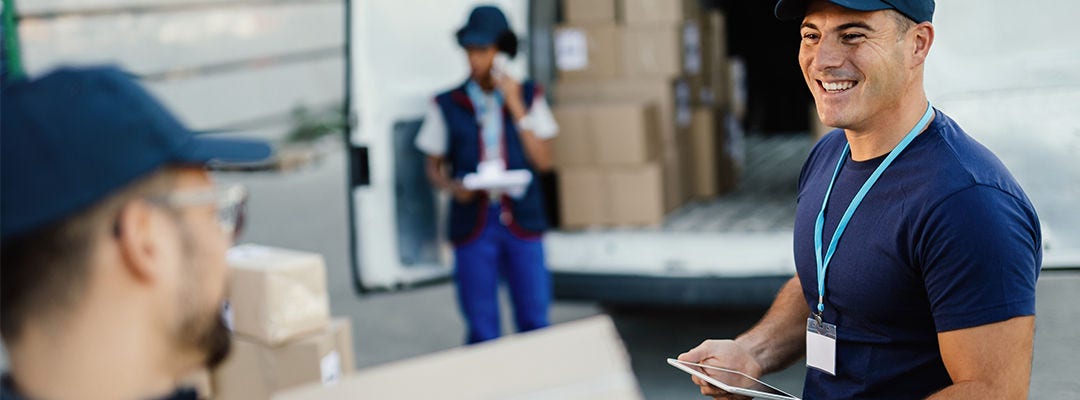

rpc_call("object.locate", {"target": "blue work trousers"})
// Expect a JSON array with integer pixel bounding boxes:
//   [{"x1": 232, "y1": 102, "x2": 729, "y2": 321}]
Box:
[{"x1": 454, "y1": 205, "x2": 551, "y2": 344}]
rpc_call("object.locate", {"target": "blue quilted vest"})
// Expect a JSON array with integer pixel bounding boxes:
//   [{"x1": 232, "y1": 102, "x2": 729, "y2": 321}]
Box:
[{"x1": 434, "y1": 79, "x2": 549, "y2": 245}]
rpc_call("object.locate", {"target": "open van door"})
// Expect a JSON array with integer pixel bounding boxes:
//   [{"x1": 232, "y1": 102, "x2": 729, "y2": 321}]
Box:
[
  {"x1": 926, "y1": 0, "x2": 1080, "y2": 268},
  {"x1": 347, "y1": 0, "x2": 530, "y2": 291}
]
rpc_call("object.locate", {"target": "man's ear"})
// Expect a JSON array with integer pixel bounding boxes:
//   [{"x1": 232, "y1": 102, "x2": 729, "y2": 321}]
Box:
[
  {"x1": 910, "y1": 22, "x2": 935, "y2": 68},
  {"x1": 115, "y1": 200, "x2": 161, "y2": 284}
]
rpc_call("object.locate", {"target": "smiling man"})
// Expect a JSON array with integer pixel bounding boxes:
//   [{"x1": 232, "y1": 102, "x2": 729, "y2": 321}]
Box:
[{"x1": 679, "y1": 1, "x2": 1041, "y2": 399}]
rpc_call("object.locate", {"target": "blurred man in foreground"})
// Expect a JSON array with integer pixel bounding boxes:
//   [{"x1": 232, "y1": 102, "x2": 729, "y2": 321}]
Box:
[
  {"x1": 1, "y1": 66, "x2": 271, "y2": 399},
  {"x1": 679, "y1": 0, "x2": 1040, "y2": 398}
]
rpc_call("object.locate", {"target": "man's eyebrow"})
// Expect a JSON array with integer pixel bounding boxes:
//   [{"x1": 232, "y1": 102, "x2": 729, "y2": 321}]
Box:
[
  {"x1": 801, "y1": 22, "x2": 818, "y2": 30},
  {"x1": 835, "y1": 22, "x2": 875, "y2": 32}
]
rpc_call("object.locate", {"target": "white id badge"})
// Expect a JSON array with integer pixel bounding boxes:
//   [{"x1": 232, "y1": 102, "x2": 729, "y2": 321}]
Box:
[{"x1": 806, "y1": 318, "x2": 837, "y2": 375}]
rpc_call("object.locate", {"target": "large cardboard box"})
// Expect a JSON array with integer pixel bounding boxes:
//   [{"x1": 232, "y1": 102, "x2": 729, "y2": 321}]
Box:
[
  {"x1": 563, "y1": 0, "x2": 617, "y2": 24},
  {"x1": 688, "y1": 108, "x2": 720, "y2": 198},
  {"x1": 702, "y1": 10, "x2": 729, "y2": 110},
  {"x1": 554, "y1": 25, "x2": 620, "y2": 80},
  {"x1": 554, "y1": 79, "x2": 677, "y2": 144},
  {"x1": 214, "y1": 318, "x2": 355, "y2": 400},
  {"x1": 621, "y1": 0, "x2": 699, "y2": 25},
  {"x1": 550, "y1": 105, "x2": 594, "y2": 167},
  {"x1": 226, "y1": 244, "x2": 331, "y2": 345},
  {"x1": 557, "y1": 167, "x2": 608, "y2": 228},
  {"x1": 552, "y1": 101, "x2": 659, "y2": 167},
  {"x1": 620, "y1": 21, "x2": 704, "y2": 80},
  {"x1": 558, "y1": 163, "x2": 666, "y2": 228},
  {"x1": 621, "y1": 25, "x2": 681, "y2": 79},
  {"x1": 274, "y1": 316, "x2": 644, "y2": 400},
  {"x1": 609, "y1": 164, "x2": 665, "y2": 225}
]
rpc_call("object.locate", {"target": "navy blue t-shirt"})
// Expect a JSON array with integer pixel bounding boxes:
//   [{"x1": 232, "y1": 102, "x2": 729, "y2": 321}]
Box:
[{"x1": 793, "y1": 109, "x2": 1041, "y2": 399}]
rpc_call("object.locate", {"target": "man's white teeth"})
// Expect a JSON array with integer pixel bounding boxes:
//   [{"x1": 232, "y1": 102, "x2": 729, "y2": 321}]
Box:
[{"x1": 823, "y1": 81, "x2": 856, "y2": 92}]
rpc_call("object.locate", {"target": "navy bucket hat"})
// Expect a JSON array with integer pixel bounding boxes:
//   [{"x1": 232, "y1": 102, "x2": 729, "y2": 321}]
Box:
[
  {"x1": 1, "y1": 65, "x2": 273, "y2": 241},
  {"x1": 775, "y1": 0, "x2": 935, "y2": 23},
  {"x1": 456, "y1": 5, "x2": 518, "y2": 57}
]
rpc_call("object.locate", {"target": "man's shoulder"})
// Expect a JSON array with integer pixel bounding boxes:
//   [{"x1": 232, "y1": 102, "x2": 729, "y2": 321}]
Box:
[{"x1": 913, "y1": 110, "x2": 1029, "y2": 202}]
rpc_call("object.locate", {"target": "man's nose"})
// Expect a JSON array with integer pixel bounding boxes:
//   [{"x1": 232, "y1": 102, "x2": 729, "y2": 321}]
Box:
[{"x1": 813, "y1": 39, "x2": 846, "y2": 71}]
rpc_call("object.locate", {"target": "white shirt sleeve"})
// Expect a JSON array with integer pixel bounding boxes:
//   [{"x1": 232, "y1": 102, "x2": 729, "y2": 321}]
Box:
[
  {"x1": 414, "y1": 100, "x2": 447, "y2": 156},
  {"x1": 520, "y1": 95, "x2": 559, "y2": 139}
]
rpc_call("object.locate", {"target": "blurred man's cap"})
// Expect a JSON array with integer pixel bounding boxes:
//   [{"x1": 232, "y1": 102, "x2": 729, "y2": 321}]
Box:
[
  {"x1": 775, "y1": 0, "x2": 935, "y2": 23},
  {"x1": 1, "y1": 65, "x2": 273, "y2": 241},
  {"x1": 456, "y1": 5, "x2": 513, "y2": 51}
]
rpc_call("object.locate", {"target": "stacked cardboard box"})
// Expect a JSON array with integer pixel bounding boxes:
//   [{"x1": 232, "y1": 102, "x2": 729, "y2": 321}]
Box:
[
  {"x1": 210, "y1": 244, "x2": 356, "y2": 400},
  {"x1": 552, "y1": 1, "x2": 741, "y2": 222},
  {"x1": 553, "y1": 101, "x2": 664, "y2": 227}
]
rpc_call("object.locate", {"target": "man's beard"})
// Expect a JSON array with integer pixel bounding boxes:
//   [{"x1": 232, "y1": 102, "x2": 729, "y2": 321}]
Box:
[
  {"x1": 175, "y1": 297, "x2": 233, "y2": 369},
  {"x1": 173, "y1": 220, "x2": 232, "y2": 369},
  {"x1": 196, "y1": 309, "x2": 232, "y2": 369}
]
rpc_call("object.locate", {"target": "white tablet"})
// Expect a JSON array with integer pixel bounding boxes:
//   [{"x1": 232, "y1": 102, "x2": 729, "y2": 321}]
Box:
[{"x1": 667, "y1": 358, "x2": 801, "y2": 400}]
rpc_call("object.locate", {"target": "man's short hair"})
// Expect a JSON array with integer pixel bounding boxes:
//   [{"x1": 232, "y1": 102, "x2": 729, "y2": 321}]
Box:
[
  {"x1": 0, "y1": 169, "x2": 176, "y2": 341},
  {"x1": 889, "y1": 9, "x2": 917, "y2": 38}
]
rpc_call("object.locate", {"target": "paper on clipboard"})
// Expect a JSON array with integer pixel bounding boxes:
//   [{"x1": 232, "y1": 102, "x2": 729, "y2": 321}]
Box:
[{"x1": 462, "y1": 160, "x2": 532, "y2": 198}]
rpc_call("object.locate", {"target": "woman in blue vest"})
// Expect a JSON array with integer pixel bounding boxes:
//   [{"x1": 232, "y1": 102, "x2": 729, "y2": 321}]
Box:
[{"x1": 414, "y1": 5, "x2": 559, "y2": 344}]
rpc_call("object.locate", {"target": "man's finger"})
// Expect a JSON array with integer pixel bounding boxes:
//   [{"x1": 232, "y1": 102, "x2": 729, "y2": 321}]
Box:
[{"x1": 679, "y1": 341, "x2": 709, "y2": 362}]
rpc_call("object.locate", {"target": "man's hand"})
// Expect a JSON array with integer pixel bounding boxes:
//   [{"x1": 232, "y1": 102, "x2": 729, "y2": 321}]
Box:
[
  {"x1": 677, "y1": 277, "x2": 809, "y2": 399},
  {"x1": 679, "y1": 340, "x2": 765, "y2": 399},
  {"x1": 493, "y1": 71, "x2": 526, "y2": 119},
  {"x1": 450, "y1": 180, "x2": 478, "y2": 204}
]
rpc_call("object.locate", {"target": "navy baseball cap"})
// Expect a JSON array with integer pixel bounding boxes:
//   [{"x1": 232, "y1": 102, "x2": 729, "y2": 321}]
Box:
[
  {"x1": 775, "y1": 0, "x2": 934, "y2": 23},
  {"x1": 1, "y1": 65, "x2": 273, "y2": 241}
]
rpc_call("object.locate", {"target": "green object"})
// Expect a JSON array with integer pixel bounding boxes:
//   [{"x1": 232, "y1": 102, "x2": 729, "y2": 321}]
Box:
[{"x1": 2, "y1": 0, "x2": 25, "y2": 81}]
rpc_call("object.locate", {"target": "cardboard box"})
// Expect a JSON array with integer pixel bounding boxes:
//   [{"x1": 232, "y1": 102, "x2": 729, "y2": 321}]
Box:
[
  {"x1": 688, "y1": 108, "x2": 720, "y2": 198},
  {"x1": 661, "y1": 143, "x2": 688, "y2": 211},
  {"x1": 554, "y1": 79, "x2": 677, "y2": 145},
  {"x1": 552, "y1": 101, "x2": 659, "y2": 167},
  {"x1": 557, "y1": 167, "x2": 608, "y2": 228},
  {"x1": 227, "y1": 244, "x2": 331, "y2": 345},
  {"x1": 274, "y1": 316, "x2": 644, "y2": 400},
  {"x1": 551, "y1": 105, "x2": 594, "y2": 167},
  {"x1": 563, "y1": 0, "x2": 617, "y2": 24},
  {"x1": 621, "y1": 25, "x2": 681, "y2": 79},
  {"x1": 554, "y1": 25, "x2": 620, "y2": 80},
  {"x1": 720, "y1": 112, "x2": 745, "y2": 191},
  {"x1": 620, "y1": 21, "x2": 704, "y2": 80},
  {"x1": 729, "y1": 56, "x2": 748, "y2": 121},
  {"x1": 558, "y1": 163, "x2": 667, "y2": 227},
  {"x1": 621, "y1": 0, "x2": 699, "y2": 25},
  {"x1": 214, "y1": 318, "x2": 355, "y2": 400},
  {"x1": 702, "y1": 10, "x2": 729, "y2": 110},
  {"x1": 609, "y1": 164, "x2": 665, "y2": 225}
]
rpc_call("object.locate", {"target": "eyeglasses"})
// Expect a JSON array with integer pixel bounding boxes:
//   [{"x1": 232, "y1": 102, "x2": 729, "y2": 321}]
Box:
[{"x1": 146, "y1": 184, "x2": 248, "y2": 241}]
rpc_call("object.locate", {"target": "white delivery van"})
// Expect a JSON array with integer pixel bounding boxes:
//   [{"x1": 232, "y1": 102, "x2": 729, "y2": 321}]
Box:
[{"x1": 346, "y1": 0, "x2": 1080, "y2": 306}]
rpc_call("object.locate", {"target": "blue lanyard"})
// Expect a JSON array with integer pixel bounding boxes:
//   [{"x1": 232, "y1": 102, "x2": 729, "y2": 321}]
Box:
[
  {"x1": 465, "y1": 80, "x2": 504, "y2": 149},
  {"x1": 813, "y1": 103, "x2": 934, "y2": 316}
]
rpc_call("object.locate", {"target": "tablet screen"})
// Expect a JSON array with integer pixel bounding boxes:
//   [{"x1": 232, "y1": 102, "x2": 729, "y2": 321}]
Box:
[{"x1": 668, "y1": 359, "x2": 798, "y2": 399}]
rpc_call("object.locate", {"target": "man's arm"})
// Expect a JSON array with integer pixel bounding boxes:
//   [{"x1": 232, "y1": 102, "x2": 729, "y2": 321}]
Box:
[
  {"x1": 424, "y1": 155, "x2": 476, "y2": 203},
  {"x1": 679, "y1": 276, "x2": 809, "y2": 398},
  {"x1": 927, "y1": 316, "x2": 1034, "y2": 399}
]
